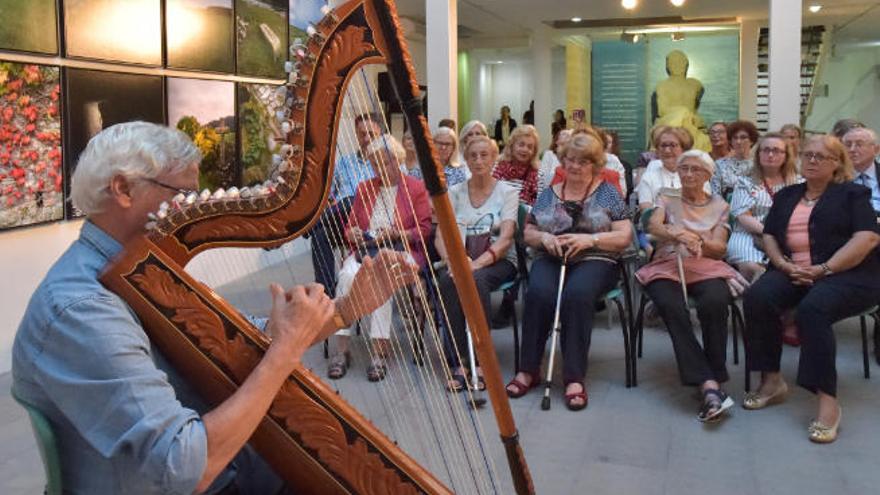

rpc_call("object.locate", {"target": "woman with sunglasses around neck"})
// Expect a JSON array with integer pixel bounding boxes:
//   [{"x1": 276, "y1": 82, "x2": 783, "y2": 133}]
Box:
[
  {"x1": 743, "y1": 135, "x2": 880, "y2": 443},
  {"x1": 506, "y1": 133, "x2": 632, "y2": 411}
]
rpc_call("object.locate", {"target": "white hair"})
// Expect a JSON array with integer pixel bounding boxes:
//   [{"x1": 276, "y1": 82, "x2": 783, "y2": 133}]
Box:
[
  {"x1": 843, "y1": 126, "x2": 878, "y2": 144},
  {"x1": 677, "y1": 149, "x2": 716, "y2": 175},
  {"x1": 433, "y1": 126, "x2": 460, "y2": 166},
  {"x1": 70, "y1": 122, "x2": 201, "y2": 216},
  {"x1": 459, "y1": 120, "x2": 488, "y2": 147},
  {"x1": 365, "y1": 133, "x2": 406, "y2": 164}
]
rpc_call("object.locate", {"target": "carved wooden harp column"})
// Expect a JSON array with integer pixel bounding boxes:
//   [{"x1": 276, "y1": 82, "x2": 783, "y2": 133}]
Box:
[{"x1": 101, "y1": 1, "x2": 534, "y2": 494}]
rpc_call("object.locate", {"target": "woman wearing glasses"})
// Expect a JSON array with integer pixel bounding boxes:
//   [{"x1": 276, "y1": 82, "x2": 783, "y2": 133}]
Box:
[
  {"x1": 743, "y1": 135, "x2": 880, "y2": 443},
  {"x1": 406, "y1": 127, "x2": 470, "y2": 186},
  {"x1": 712, "y1": 120, "x2": 759, "y2": 198},
  {"x1": 727, "y1": 133, "x2": 801, "y2": 282},
  {"x1": 635, "y1": 150, "x2": 746, "y2": 423}
]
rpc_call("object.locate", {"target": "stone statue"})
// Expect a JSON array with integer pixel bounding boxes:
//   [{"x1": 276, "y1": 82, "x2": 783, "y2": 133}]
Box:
[{"x1": 652, "y1": 50, "x2": 711, "y2": 151}]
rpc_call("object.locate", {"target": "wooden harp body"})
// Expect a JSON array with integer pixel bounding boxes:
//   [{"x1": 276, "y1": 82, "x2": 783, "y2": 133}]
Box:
[{"x1": 101, "y1": 1, "x2": 533, "y2": 494}]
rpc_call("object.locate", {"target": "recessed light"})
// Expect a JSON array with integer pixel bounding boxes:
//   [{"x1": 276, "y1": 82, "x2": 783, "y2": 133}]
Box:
[
  {"x1": 622, "y1": 0, "x2": 637, "y2": 10},
  {"x1": 670, "y1": 0, "x2": 685, "y2": 6},
  {"x1": 571, "y1": 17, "x2": 583, "y2": 23},
  {"x1": 809, "y1": 4, "x2": 822, "y2": 13}
]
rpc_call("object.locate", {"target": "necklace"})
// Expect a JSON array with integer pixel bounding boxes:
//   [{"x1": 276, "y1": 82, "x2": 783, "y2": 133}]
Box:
[
  {"x1": 562, "y1": 176, "x2": 597, "y2": 202},
  {"x1": 802, "y1": 191, "x2": 823, "y2": 206}
]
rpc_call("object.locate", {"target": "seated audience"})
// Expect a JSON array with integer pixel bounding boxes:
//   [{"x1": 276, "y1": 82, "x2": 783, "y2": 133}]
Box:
[
  {"x1": 708, "y1": 121, "x2": 730, "y2": 162},
  {"x1": 548, "y1": 127, "x2": 625, "y2": 197},
  {"x1": 712, "y1": 120, "x2": 758, "y2": 198},
  {"x1": 407, "y1": 127, "x2": 470, "y2": 186},
  {"x1": 743, "y1": 134, "x2": 880, "y2": 443},
  {"x1": 831, "y1": 118, "x2": 865, "y2": 140},
  {"x1": 728, "y1": 132, "x2": 801, "y2": 282},
  {"x1": 328, "y1": 135, "x2": 432, "y2": 381},
  {"x1": 506, "y1": 133, "x2": 632, "y2": 411},
  {"x1": 605, "y1": 129, "x2": 634, "y2": 197},
  {"x1": 493, "y1": 124, "x2": 541, "y2": 206},
  {"x1": 780, "y1": 123, "x2": 803, "y2": 159},
  {"x1": 636, "y1": 150, "x2": 746, "y2": 423},
  {"x1": 435, "y1": 135, "x2": 518, "y2": 391},
  {"x1": 458, "y1": 119, "x2": 490, "y2": 164},
  {"x1": 401, "y1": 130, "x2": 421, "y2": 177},
  {"x1": 538, "y1": 128, "x2": 573, "y2": 194}
]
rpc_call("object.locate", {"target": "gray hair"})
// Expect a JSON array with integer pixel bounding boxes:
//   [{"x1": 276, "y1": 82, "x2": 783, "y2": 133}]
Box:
[
  {"x1": 70, "y1": 122, "x2": 201, "y2": 216},
  {"x1": 677, "y1": 149, "x2": 716, "y2": 175},
  {"x1": 433, "y1": 126, "x2": 460, "y2": 167},
  {"x1": 365, "y1": 133, "x2": 406, "y2": 164},
  {"x1": 843, "y1": 126, "x2": 878, "y2": 144}
]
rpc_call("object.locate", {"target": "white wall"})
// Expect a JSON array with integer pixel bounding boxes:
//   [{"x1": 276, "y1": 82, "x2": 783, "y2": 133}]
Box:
[
  {"x1": 0, "y1": 220, "x2": 83, "y2": 373},
  {"x1": 805, "y1": 44, "x2": 880, "y2": 133}
]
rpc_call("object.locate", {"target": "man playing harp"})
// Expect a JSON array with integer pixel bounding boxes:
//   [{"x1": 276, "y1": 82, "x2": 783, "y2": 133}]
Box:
[{"x1": 11, "y1": 122, "x2": 418, "y2": 494}]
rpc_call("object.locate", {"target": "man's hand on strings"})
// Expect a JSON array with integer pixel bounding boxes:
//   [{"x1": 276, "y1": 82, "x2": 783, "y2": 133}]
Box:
[
  {"x1": 347, "y1": 226, "x2": 366, "y2": 245},
  {"x1": 372, "y1": 227, "x2": 401, "y2": 245},
  {"x1": 341, "y1": 250, "x2": 418, "y2": 321},
  {"x1": 266, "y1": 283, "x2": 334, "y2": 368}
]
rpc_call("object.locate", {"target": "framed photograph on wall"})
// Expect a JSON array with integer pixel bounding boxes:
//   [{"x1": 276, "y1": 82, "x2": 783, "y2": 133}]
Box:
[
  {"x1": 236, "y1": 0, "x2": 288, "y2": 79},
  {"x1": 0, "y1": 62, "x2": 63, "y2": 230},
  {"x1": 166, "y1": 0, "x2": 234, "y2": 73},
  {"x1": 167, "y1": 77, "x2": 237, "y2": 189},
  {"x1": 237, "y1": 82, "x2": 285, "y2": 186},
  {"x1": 63, "y1": 68, "x2": 164, "y2": 218},
  {"x1": 289, "y1": 0, "x2": 323, "y2": 47},
  {"x1": 0, "y1": 0, "x2": 59, "y2": 55},
  {"x1": 63, "y1": 0, "x2": 162, "y2": 66}
]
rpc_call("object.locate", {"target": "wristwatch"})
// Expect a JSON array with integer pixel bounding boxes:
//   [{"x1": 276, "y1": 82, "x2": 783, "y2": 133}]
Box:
[
  {"x1": 820, "y1": 263, "x2": 833, "y2": 277},
  {"x1": 592, "y1": 234, "x2": 599, "y2": 245},
  {"x1": 333, "y1": 310, "x2": 349, "y2": 330}
]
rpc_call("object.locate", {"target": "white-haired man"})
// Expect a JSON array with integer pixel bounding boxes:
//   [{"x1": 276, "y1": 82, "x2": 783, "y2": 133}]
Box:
[
  {"x1": 12, "y1": 122, "x2": 416, "y2": 494},
  {"x1": 842, "y1": 126, "x2": 880, "y2": 364}
]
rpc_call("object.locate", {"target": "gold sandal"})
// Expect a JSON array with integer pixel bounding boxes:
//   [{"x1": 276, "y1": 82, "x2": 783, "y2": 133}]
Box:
[
  {"x1": 808, "y1": 407, "x2": 841, "y2": 444},
  {"x1": 743, "y1": 381, "x2": 788, "y2": 410}
]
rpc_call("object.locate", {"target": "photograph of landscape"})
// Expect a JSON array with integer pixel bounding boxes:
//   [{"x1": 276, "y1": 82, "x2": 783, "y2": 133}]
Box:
[
  {"x1": 167, "y1": 77, "x2": 237, "y2": 190},
  {"x1": 237, "y1": 82, "x2": 285, "y2": 185},
  {"x1": 64, "y1": 0, "x2": 162, "y2": 65},
  {"x1": 0, "y1": 0, "x2": 58, "y2": 55},
  {"x1": 0, "y1": 62, "x2": 63, "y2": 230},
  {"x1": 236, "y1": 0, "x2": 288, "y2": 78},
  {"x1": 167, "y1": 0, "x2": 235, "y2": 73}
]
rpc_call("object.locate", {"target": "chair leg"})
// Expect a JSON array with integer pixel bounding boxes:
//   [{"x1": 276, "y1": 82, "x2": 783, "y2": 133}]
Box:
[
  {"x1": 512, "y1": 295, "x2": 520, "y2": 375},
  {"x1": 730, "y1": 303, "x2": 742, "y2": 366},
  {"x1": 861, "y1": 315, "x2": 870, "y2": 379},
  {"x1": 612, "y1": 297, "x2": 631, "y2": 388},
  {"x1": 635, "y1": 293, "x2": 647, "y2": 358},
  {"x1": 323, "y1": 339, "x2": 329, "y2": 359}
]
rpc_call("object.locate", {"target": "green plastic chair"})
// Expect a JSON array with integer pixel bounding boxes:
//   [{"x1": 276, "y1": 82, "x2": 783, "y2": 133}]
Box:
[{"x1": 11, "y1": 388, "x2": 62, "y2": 495}]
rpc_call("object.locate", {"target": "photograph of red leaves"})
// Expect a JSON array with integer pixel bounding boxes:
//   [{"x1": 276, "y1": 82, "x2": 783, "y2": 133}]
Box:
[{"x1": 0, "y1": 62, "x2": 62, "y2": 230}]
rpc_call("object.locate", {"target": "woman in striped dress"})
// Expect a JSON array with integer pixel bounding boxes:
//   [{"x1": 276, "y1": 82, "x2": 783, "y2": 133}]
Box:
[{"x1": 727, "y1": 132, "x2": 801, "y2": 282}]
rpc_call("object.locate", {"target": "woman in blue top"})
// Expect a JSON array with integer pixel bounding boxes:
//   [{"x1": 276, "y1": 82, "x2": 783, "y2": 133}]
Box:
[{"x1": 505, "y1": 133, "x2": 633, "y2": 410}]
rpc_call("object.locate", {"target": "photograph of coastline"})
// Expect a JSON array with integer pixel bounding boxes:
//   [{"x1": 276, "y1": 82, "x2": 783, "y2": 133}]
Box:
[
  {"x1": 167, "y1": 0, "x2": 234, "y2": 73},
  {"x1": 236, "y1": 0, "x2": 288, "y2": 79},
  {"x1": 0, "y1": 62, "x2": 63, "y2": 230},
  {"x1": 168, "y1": 77, "x2": 237, "y2": 189}
]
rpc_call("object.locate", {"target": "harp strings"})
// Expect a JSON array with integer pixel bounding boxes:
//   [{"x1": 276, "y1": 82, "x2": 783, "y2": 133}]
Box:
[{"x1": 322, "y1": 66, "x2": 501, "y2": 493}]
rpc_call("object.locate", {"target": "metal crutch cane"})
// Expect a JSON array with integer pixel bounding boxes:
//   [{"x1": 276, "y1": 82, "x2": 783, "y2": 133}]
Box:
[
  {"x1": 465, "y1": 325, "x2": 487, "y2": 408},
  {"x1": 675, "y1": 250, "x2": 690, "y2": 310},
  {"x1": 541, "y1": 262, "x2": 568, "y2": 411}
]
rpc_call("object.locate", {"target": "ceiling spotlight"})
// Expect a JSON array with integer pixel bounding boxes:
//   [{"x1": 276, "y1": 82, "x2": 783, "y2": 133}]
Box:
[
  {"x1": 622, "y1": 0, "x2": 638, "y2": 10},
  {"x1": 809, "y1": 4, "x2": 822, "y2": 13},
  {"x1": 620, "y1": 32, "x2": 640, "y2": 43},
  {"x1": 670, "y1": 0, "x2": 686, "y2": 6},
  {"x1": 571, "y1": 17, "x2": 583, "y2": 23},
  {"x1": 671, "y1": 32, "x2": 685, "y2": 41}
]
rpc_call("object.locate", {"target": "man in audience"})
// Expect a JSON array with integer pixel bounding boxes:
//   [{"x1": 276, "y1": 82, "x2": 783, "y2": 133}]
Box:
[
  {"x1": 310, "y1": 113, "x2": 382, "y2": 297},
  {"x1": 843, "y1": 126, "x2": 880, "y2": 364},
  {"x1": 12, "y1": 122, "x2": 416, "y2": 493}
]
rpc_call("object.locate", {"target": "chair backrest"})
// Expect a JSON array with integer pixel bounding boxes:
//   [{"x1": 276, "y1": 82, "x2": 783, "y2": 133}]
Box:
[{"x1": 11, "y1": 388, "x2": 62, "y2": 495}]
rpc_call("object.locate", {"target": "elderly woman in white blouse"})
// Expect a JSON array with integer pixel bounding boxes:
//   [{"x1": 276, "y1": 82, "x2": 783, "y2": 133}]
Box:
[
  {"x1": 636, "y1": 126, "x2": 709, "y2": 211},
  {"x1": 435, "y1": 135, "x2": 518, "y2": 392}
]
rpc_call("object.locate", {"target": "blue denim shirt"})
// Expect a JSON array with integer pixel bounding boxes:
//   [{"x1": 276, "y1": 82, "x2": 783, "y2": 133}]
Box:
[
  {"x1": 12, "y1": 221, "x2": 209, "y2": 494},
  {"x1": 333, "y1": 151, "x2": 375, "y2": 200}
]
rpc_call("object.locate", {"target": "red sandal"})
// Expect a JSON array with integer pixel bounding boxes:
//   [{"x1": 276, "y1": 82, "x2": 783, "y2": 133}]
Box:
[
  {"x1": 564, "y1": 383, "x2": 588, "y2": 411},
  {"x1": 506, "y1": 373, "x2": 535, "y2": 398}
]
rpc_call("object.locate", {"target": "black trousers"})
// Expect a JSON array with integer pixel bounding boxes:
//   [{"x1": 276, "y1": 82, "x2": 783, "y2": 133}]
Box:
[
  {"x1": 438, "y1": 260, "x2": 517, "y2": 368},
  {"x1": 744, "y1": 270, "x2": 879, "y2": 397},
  {"x1": 645, "y1": 278, "x2": 732, "y2": 386},
  {"x1": 308, "y1": 197, "x2": 354, "y2": 297},
  {"x1": 519, "y1": 257, "x2": 618, "y2": 384}
]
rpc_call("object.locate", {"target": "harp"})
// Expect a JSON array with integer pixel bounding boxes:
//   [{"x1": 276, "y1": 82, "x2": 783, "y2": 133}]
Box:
[{"x1": 99, "y1": 1, "x2": 534, "y2": 494}]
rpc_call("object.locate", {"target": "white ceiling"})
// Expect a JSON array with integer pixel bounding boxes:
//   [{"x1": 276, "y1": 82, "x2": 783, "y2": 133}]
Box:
[{"x1": 395, "y1": 0, "x2": 880, "y2": 44}]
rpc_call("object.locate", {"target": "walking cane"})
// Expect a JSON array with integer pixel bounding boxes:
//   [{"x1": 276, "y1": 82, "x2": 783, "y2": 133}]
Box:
[
  {"x1": 466, "y1": 326, "x2": 487, "y2": 408},
  {"x1": 541, "y1": 262, "x2": 568, "y2": 411},
  {"x1": 675, "y1": 250, "x2": 689, "y2": 310}
]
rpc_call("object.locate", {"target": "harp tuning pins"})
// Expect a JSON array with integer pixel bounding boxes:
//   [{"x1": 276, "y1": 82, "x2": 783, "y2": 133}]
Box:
[
  {"x1": 283, "y1": 60, "x2": 295, "y2": 73},
  {"x1": 320, "y1": 5, "x2": 332, "y2": 16},
  {"x1": 292, "y1": 97, "x2": 306, "y2": 111},
  {"x1": 319, "y1": 4, "x2": 338, "y2": 25},
  {"x1": 281, "y1": 121, "x2": 291, "y2": 135},
  {"x1": 185, "y1": 192, "x2": 199, "y2": 205},
  {"x1": 272, "y1": 154, "x2": 283, "y2": 167},
  {"x1": 145, "y1": 221, "x2": 157, "y2": 231},
  {"x1": 147, "y1": 211, "x2": 157, "y2": 221},
  {"x1": 306, "y1": 25, "x2": 317, "y2": 37},
  {"x1": 156, "y1": 202, "x2": 169, "y2": 219},
  {"x1": 239, "y1": 186, "x2": 252, "y2": 199},
  {"x1": 211, "y1": 188, "x2": 226, "y2": 200},
  {"x1": 226, "y1": 186, "x2": 240, "y2": 199},
  {"x1": 199, "y1": 189, "x2": 211, "y2": 201}
]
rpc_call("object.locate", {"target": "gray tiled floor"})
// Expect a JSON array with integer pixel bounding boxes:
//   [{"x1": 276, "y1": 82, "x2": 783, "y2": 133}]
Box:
[{"x1": 3, "y1": 313, "x2": 879, "y2": 494}]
